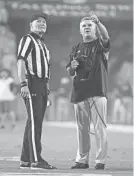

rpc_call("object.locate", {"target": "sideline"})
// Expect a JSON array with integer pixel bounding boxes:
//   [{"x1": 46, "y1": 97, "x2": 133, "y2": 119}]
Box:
[
  {"x1": 0, "y1": 173, "x2": 112, "y2": 176},
  {"x1": 44, "y1": 122, "x2": 133, "y2": 133}
]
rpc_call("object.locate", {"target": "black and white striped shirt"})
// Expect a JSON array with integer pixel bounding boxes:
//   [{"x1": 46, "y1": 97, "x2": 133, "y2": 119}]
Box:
[{"x1": 17, "y1": 32, "x2": 50, "y2": 79}]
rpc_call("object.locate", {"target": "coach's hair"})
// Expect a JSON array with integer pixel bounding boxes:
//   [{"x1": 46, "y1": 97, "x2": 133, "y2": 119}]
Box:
[{"x1": 80, "y1": 16, "x2": 91, "y2": 23}]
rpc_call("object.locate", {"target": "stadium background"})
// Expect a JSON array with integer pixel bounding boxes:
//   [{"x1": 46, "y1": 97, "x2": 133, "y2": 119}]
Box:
[{"x1": 0, "y1": 0, "x2": 133, "y2": 125}]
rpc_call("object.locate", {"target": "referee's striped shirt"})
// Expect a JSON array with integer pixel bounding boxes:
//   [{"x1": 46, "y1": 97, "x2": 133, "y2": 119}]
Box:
[{"x1": 17, "y1": 32, "x2": 50, "y2": 79}]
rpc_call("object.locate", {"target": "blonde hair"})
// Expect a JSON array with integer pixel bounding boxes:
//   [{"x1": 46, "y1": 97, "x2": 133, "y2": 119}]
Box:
[{"x1": 80, "y1": 17, "x2": 92, "y2": 23}]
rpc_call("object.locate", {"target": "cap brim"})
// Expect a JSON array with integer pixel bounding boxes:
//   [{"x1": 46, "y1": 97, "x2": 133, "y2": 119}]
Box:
[{"x1": 31, "y1": 13, "x2": 49, "y2": 22}]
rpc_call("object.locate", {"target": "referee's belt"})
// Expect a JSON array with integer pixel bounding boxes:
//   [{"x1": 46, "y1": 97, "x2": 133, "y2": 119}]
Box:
[{"x1": 26, "y1": 75, "x2": 49, "y2": 82}]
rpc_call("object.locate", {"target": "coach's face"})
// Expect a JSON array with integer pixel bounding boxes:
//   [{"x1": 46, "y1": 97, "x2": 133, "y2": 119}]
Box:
[
  {"x1": 30, "y1": 17, "x2": 47, "y2": 34},
  {"x1": 80, "y1": 20, "x2": 96, "y2": 39}
]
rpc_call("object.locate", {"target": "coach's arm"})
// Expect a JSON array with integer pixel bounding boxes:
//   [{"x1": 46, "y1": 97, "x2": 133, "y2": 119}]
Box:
[{"x1": 90, "y1": 12, "x2": 109, "y2": 44}]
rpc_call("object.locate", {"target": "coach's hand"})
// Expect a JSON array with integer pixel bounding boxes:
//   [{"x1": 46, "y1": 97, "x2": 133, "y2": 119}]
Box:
[
  {"x1": 90, "y1": 11, "x2": 100, "y2": 24},
  {"x1": 21, "y1": 86, "x2": 30, "y2": 98},
  {"x1": 71, "y1": 57, "x2": 79, "y2": 70}
]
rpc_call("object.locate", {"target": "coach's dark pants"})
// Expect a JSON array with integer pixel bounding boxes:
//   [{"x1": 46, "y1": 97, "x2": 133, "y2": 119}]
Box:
[{"x1": 21, "y1": 77, "x2": 48, "y2": 163}]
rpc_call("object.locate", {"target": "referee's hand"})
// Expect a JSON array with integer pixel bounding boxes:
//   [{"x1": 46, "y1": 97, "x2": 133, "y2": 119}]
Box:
[
  {"x1": 46, "y1": 83, "x2": 50, "y2": 95},
  {"x1": 21, "y1": 86, "x2": 30, "y2": 98}
]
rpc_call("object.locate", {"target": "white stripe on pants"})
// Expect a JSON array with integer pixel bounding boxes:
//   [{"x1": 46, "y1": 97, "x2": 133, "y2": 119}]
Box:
[
  {"x1": 29, "y1": 95, "x2": 38, "y2": 162},
  {"x1": 74, "y1": 96, "x2": 108, "y2": 164}
]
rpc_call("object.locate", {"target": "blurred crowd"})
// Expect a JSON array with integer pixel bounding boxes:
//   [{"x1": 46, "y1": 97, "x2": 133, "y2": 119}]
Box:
[{"x1": 0, "y1": 1, "x2": 133, "y2": 127}]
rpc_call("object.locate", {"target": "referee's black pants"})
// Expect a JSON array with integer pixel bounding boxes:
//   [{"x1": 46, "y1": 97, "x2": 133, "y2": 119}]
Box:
[{"x1": 20, "y1": 77, "x2": 48, "y2": 163}]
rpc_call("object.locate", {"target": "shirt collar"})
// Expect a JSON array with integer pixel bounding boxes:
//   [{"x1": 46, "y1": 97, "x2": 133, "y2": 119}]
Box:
[
  {"x1": 82, "y1": 38, "x2": 98, "y2": 45},
  {"x1": 30, "y1": 32, "x2": 44, "y2": 41}
]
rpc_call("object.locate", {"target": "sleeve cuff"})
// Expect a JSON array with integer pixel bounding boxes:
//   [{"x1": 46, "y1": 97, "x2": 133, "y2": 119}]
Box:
[
  {"x1": 100, "y1": 38, "x2": 110, "y2": 53},
  {"x1": 17, "y1": 56, "x2": 26, "y2": 61}
]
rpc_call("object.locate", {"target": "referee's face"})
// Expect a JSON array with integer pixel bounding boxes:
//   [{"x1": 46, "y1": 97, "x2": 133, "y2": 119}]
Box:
[
  {"x1": 80, "y1": 20, "x2": 96, "y2": 39},
  {"x1": 30, "y1": 17, "x2": 47, "y2": 34}
]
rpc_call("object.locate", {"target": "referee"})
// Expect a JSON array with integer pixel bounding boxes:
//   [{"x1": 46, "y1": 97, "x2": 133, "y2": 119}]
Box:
[{"x1": 17, "y1": 13, "x2": 56, "y2": 170}]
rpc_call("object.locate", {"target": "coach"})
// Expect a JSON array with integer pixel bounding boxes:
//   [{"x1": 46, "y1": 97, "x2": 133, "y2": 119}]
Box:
[
  {"x1": 66, "y1": 12, "x2": 110, "y2": 170},
  {"x1": 17, "y1": 13, "x2": 56, "y2": 170}
]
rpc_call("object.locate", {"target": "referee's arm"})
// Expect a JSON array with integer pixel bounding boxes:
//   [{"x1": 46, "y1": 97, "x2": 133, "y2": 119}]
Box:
[
  {"x1": 17, "y1": 60, "x2": 26, "y2": 83},
  {"x1": 17, "y1": 36, "x2": 32, "y2": 83}
]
